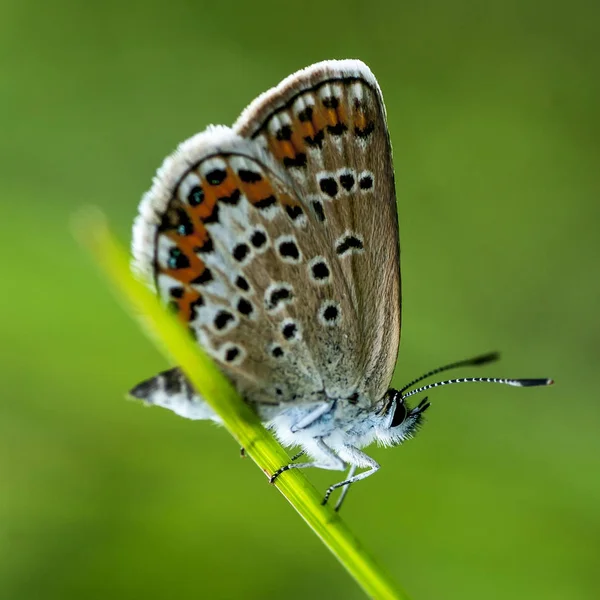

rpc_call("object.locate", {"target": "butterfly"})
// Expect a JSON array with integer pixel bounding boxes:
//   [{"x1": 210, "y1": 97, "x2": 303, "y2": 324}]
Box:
[{"x1": 129, "y1": 60, "x2": 552, "y2": 511}]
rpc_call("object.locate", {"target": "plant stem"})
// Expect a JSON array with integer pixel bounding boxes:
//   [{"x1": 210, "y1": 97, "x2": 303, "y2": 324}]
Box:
[{"x1": 75, "y1": 210, "x2": 410, "y2": 600}]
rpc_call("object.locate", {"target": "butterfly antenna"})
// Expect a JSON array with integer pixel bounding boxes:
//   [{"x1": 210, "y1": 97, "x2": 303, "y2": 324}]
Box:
[
  {"x1": 399, "y1": 351, "x2": 500, "y2": 395},
  {"x1": 402, "y1": 376, "x2": 554, "y2": 400}
]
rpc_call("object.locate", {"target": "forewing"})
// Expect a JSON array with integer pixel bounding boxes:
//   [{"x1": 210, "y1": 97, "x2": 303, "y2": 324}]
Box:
[{"x1": 234, "y1": 60, "x2": 401, "y2": 401}]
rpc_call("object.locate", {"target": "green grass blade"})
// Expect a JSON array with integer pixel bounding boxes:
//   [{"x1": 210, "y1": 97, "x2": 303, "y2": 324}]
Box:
[{"x1": 75, "y1": 209, "x2": 410, "y2": 600}]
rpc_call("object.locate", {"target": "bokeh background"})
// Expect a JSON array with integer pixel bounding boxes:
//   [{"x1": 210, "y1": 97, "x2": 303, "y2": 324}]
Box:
[{"x1": 3, "y1": 1, "x2": 599, "y2": 598}]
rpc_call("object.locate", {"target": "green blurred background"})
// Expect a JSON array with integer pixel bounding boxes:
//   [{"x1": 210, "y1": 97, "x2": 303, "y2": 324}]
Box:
[{"x1": 2, "y1": 1, "x2": 599, "y2": 598}]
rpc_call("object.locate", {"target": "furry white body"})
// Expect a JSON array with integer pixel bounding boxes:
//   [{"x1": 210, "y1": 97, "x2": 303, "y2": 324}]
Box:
[{"x1": 134, "y1": 368, "x2": 421, "y2": 476}]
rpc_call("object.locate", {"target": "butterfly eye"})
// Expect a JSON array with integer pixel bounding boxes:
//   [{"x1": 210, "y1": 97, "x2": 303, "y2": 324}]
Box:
[{"x1": 390, "y1": 400, "x2": 407, "y2": 428}]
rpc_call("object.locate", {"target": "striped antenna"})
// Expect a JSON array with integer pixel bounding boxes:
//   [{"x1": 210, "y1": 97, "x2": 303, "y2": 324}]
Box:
[
  {"x1": 402, "y1": 376, "x2": 554, "y2": 401},
  {"x1": 399, "y1": 351, "x2": 500, "y2": 395}
]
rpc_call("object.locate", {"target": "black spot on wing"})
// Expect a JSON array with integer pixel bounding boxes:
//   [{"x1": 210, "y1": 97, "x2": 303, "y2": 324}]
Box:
[
  {"x1": 254, "y1": 195, "x2": 276, "y2": 210},
  {"x1": 266, "y1": 286, "x2": 294, "y2": 311},
  {"x1": 237, "y1": 298, "x2": 254, "y2": 316},
  {"x1": 323, "y1": 304, "x2": 338, "y2": 321},
  {"x1": 312, "y1": 201, "x2": 325, "y2": 222},
  {"x1": 238, "y1": 169, "x2": 262, "y2": 183},
  {"x1": 233, "y1": 243, "x2": 250, "y2": 262},
  {"x1": 214, "y1": 310, "x2": 235, "y2": 331},
  {"x1": 203, "y1": 202, "x2": 220, "y2": 224},
  {"x1": 283, "y1": 153, "x2": 307, "y2": 168},
  {"x1": 167, "y1": 247, "x2": 190, "y2": 270},
  {"x1": 158, "y1": 208, "x2": 193, "y2": 236},
  {"x1": 319, "y1": 177, "x2": 338, "y2": 198},
  {"x1": 188, "y1": 185, "x2": 205, "y2": 207},
  {"x1": 339, "y1": 173, "x2": 355, "y2": 191},
  {"x1": 250, "y1": 230, "x2": 267, "y2": 248},
  {"x1": 359, "y1": 175, "x2": 373, "y2": 190},
  {"x1": 235, "y1": 275, "x2": 250, "y2": 292},
  {"x1": 336, "y1": 235, "x2": 364, "y2": 256},
  {"x1": 304, "y1": 130, "x2": 324, "y2": 148},
  {"x1": 285, "y1": 205, "x2": 304, "y2": 221},
  {"x1": 224, "y1": 346, "x2": 241, "y2": 363},
  {"x1": 310, "y1": 261, "x2": 330, "y2": 281},
  {"x1": 282, "y1": 322, "x2": 298, "y2": 340},
  {"x1": 275, "y1": 125, "x2": 292, "y2": 141},
  {"x1": 219, "y1": 189, "x2": 241, "y2": 205},
  {"x1": 327, "y1": 123, "x2": 347, "y2": 136},
  {"x1": 194, "y1": 237, "x2": 214, "y2": 254},
  {"x1": 189, "y1": 296, "x2": 204, "y2": 321},
  {"x1": 355, "y1": 122, "x2": 375, "y2": 138},
  {"x1": 322, "y1": 96, "x2": 339, "y2": 109},
  {"x1": 190, "y1": 268, "x2": 213, "y2": 285},
  {"x1": 319, "y1": 301, "x2": 341, "y2": 326},
  {"x1": 298, "y1": 106, "x2": 313, "y2": 122},
  {"x1": 206, "y1": 169, "x2": 227, "y2": 185},
  {"x1": 277, "y1": 240, "x2": 300, "y2": 261}
]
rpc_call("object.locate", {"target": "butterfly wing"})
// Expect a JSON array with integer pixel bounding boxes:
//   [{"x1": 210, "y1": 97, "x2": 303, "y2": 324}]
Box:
[
  {"x1": 132, "y1": 60, "x2": 400, "y2": 409},
  {"x1": 235, "y1": 60, "x2": 400, "y2": 402}
]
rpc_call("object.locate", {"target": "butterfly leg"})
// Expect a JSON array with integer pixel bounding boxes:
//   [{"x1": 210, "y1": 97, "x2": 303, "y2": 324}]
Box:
[
  {"x1": 322, "y1": 446, "x2": 380, "y2": 507},
  {"x1": 333, "y1": 464, "x2": 358, "y2": 512},
  {"x1": 289, "y1": 449, "x2": 306, "y2": 462},
  {"x1": 269, "y1": 438, "x2": 345, "y2": 483},
  {"x1": 290, "y1": 402, "x2": 334, "y2": 432}
]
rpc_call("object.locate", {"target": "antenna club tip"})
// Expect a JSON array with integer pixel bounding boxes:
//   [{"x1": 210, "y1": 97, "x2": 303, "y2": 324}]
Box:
[{"x1": 517, "y1": 378, "x2": 554, "y2": 387}]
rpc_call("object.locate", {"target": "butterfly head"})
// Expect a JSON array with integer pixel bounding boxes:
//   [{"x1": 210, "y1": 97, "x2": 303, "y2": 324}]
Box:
[{"x1": 375, "y1": 389, "x2": 430, "y2": 447}]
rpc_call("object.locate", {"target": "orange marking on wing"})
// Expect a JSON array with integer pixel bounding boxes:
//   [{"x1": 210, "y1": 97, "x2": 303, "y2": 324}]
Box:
[
  {"x1": 298, "y1": 117, "x2": 316, "y2": 140},
  {"x1": 336, "y1": 102, "x2": 349, "y2": 126},
  {"x1": 324, "y1": 105, "x2": 339, "y2": 127},
  {"x1": 289, "y1": 128, "x2": 306, "y2": 153},
  {"x1": 355, "y1": 110, "x2": 368, "y2": 131},
  {"x1": 209, "y1": 167, "x2": 238, "y2": 199},
  {"x1": 270, "y1": 139, "x2": 296, "y2": 162},
  {"x1": 285, "y1": 116, "x2": 306, "y2": 153},
  {"x1": 278, "y1": 192, "x2": 302, "y2": 210},
  {"x1": 188, "y1": 185, "x2": 218, "y2": 221},
  {"x1": 240, "y1": 176, "x2": 276, "y2": 206},
  {"x1": 163, "y1": 233, "x2": 210, "y2": 284},
  {"x1": 188, "y1": 218, "x2": 211, "y2": 249},
  {"x1": 196, "y1": 169, "x2": 236, "y2": 218},
  {"x1": 176, "y1": 288, "x2": 203, "y2": 323},
  {"x1": 312, "y1": 104, "x2": 333, "y2": 131}
]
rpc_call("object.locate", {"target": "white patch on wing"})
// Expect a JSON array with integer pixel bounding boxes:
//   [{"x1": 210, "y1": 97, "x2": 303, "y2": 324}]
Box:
[{"x1": 178, "y1": 172, "x2": 202, "y2": 204}]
